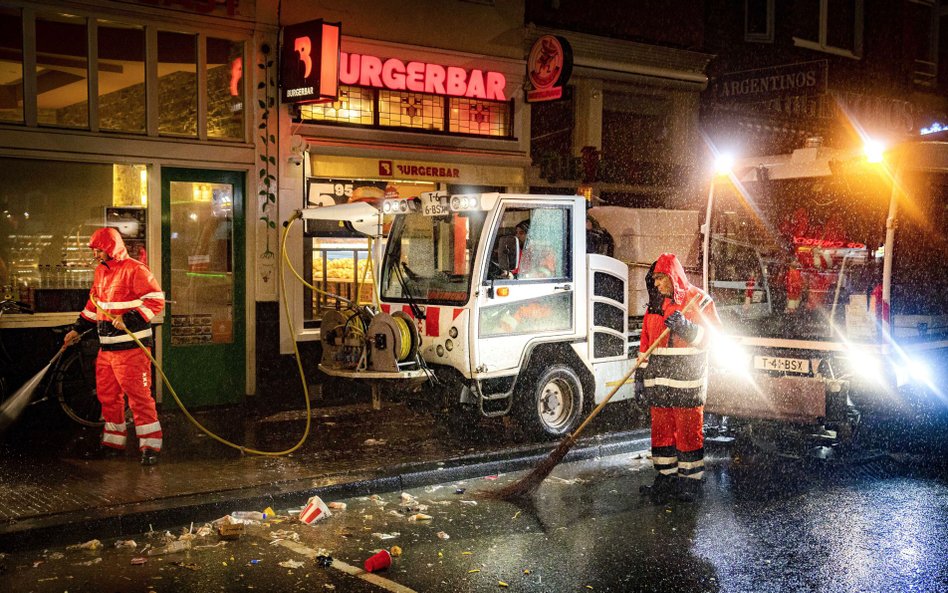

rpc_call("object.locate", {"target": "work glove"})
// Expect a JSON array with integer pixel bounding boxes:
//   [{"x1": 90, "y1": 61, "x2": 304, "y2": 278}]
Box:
[
  {"x1": 633, "y1": 368, "x2": 646, "y2": 403},
  {"x1": 664, "y1": 310, "x2": 699, "y2": 343}
]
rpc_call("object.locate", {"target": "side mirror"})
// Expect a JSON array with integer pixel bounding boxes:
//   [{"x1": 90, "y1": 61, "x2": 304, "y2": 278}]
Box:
[{"x1": 499, "y1": 235, "x2": 520, "y2": 271}]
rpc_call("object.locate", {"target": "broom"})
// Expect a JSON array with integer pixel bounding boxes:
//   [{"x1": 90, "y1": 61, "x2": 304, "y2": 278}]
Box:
[{"x1": 485, "y1": 294, "x2": 709, "y2": 499}]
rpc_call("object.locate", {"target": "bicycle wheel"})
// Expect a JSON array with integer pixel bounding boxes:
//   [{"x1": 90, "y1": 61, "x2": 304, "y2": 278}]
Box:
[{"x1": 54, "y1": 349, "x2": 105, "y2": 427}]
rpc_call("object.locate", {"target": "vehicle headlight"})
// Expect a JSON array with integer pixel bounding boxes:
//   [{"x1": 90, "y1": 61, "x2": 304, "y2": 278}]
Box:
[
  {"x1": 711, "y1": 334, "x2": 752, "y2": 374},
  {"x1": 893, "y1": 359, "x2": 933, "y2": 388}
]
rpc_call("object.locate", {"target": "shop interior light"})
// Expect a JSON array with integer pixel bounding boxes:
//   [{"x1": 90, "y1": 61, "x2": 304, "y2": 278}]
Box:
[{"x1": 864, "y1": 139, "x2": 885, "y2": 163}]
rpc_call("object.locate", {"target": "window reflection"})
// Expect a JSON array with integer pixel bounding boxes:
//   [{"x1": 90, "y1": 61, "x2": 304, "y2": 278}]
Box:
[
  {"x1": 158, "y1": 30, "x2": 197, "y2": 137},
  {"x1": 207, "y1": 37, "x2": 244, "y2": 140},
  {"x1": 0, "y1": 7, "x2": 23, "y2": 124},
  {"x1": 97, "y1": 20, "x2": 145, "y2": 133},
  {"x1": 36, "y1": 13, "x2": 89, "y2": 129}
]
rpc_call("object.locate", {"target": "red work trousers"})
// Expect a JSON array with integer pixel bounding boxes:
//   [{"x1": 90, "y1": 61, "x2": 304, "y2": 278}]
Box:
[
  {"x1": 96, "y1": 348, "x2": 162, "y2": 452},
  {"x1": 650, "y1": 406, "x2": 704, "y2": 480}
]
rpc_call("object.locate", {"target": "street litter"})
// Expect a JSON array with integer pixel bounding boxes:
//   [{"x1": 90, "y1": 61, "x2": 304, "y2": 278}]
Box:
[
  {"x1": 460, "y1": 500, "x2": 478, "y2": 506},
  {"x1": 74, "y1": 557, "x2": 103, "y2": 566},
  {"x1": 67, "y1": 539, "x2": 102, "y2": 550},
  {"x1": 390, "y1": 545, "x2": 403, "y2": 557},
  {"x1": 363, "y1": 438, "x2": 387, "y2": 446},
  {"x1": 315, "y1": 554, "x2": 333, "y2": 567},
  {"x1": 455, "y1": 488, "x2": 466, "y2": 494},
  {"x1": 424, "y1": 485, "x2": 444, "y2": 493},
  {"x1": 147, "y1": 540, "x2": 191, "y2": 556},
  {"x1": 130, "y1": 557, "x2": 147, "y2": 565},
  {"x1": 279, "y1": 559, "x2": 305, "y2": 569},
  {"x1": 545, "y1": 476, "x2": 588, "y2": 485},
  {"x1": 47, "y1": 552, "x2": 64, "y2": 560},
  {"x1": 268, "y1": 530, "x2": 301, "y2": 544},
  {"x1": 437, "y1": 532, "x2": 450, "y2": 540},
  {"x1": 114, "y1": 540, "x2": 137, "y2": 548},
  {"x1": 218, "y1": 522, "x2": 244, "y2": 540},
  {"x1": 299, "y1": 495, "x2": 332, "y2": 524},
  {"x1": 401, "y1": 492, "x2": 417, "y2": 504},
  {"x1": 408, "y1": 513, "x2": 433, "y2": 522},
  {"x1": 372, "y1": 532, "x2": 400, "y2": 540},
  {"x1": 327, "y1": 502, "x2": 347, "y2": 510},
  {"x1": 364, "y1": 549, "x2": 391, "y2": 572}
]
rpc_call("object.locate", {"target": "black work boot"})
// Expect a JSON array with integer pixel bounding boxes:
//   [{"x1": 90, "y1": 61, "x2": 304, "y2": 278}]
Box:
[
  {"x1": 81, "y1": 444, "x2": 124, "y2": 460},
  {"x1": 675, "y1": 477, "x2": 703, "y2": 503},
  {"x1": 140, "y1": 449, "x2": 159, "y2": 466},
  {"x1": 639, "y1": 473, "x2": 677, "y2": 504}
]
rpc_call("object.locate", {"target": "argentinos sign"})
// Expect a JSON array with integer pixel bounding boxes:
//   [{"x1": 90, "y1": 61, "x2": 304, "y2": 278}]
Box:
[
  {"x1": 281, "y1": 19, "x2": 341, "y2": 104},
  {"x1": 713, "y1": 61, "x2": 827, "y2": 104},
  {"x1": 339, "y1": 53, "x2": 507, "y2": 100},
  {"x1": 526, "y1": 35, "x2": 572, "y2": 102}
]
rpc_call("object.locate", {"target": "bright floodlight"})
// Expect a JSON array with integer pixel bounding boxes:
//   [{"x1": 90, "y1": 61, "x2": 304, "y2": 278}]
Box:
[
  {"x1": 864, "y1": 139, "x2": 885, "y2": 163},
  {"x1": 715, "y1": 153, "x2": 735, "y2": 176}
]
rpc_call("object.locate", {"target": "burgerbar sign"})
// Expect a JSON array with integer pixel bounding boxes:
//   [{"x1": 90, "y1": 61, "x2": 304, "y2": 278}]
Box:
[{"x1": 340, "y1": 53, "x2": 507, "y2": 100}]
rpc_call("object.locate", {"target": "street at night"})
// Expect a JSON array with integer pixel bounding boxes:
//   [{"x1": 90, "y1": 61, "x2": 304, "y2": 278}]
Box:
[
  {"x1": 3, "y1": 432, "x2": 947, "y2": 593},
  {"x1": 1, "y1": 0, "x2": 947, "y2": 591}
]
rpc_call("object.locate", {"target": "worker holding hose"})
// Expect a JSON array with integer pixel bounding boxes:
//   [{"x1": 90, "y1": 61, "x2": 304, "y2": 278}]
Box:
[
  {"x1": 64, "y1": 228, "x2": 165, "y2": 465},
  {"x1": 636, "y1": 253, "x2": 720, "y2": 503}
]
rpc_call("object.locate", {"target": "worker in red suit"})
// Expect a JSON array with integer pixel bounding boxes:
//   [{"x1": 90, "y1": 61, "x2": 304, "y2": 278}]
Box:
[
  {"x1": 636, "y1": 253, "x2": 721, "y2": 503},
  {"x1": 64, "y1": 228, "x2": 165, "y2": 465}
]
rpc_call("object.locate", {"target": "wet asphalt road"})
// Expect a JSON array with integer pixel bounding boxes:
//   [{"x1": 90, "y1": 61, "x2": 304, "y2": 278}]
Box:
[{"x1": 3, "y1": 445, "x2": 947, "y2": 593}]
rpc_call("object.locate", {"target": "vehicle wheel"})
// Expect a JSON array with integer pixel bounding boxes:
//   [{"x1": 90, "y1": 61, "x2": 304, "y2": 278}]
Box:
[
  {"x1": 55, "y1": 350, "x2": 105, "y2": 427},
  {"x1": 517, "y1": 365, "x2": 584, "y2": 438}
]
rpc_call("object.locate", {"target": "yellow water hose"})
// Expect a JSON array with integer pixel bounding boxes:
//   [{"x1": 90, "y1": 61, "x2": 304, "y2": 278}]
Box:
[
  {"x1": 394, "y1": 315, "x2": 412, "y2": 361},
  {"x1": 87, "y1": 216, "x2": 315, "y2": 456}
]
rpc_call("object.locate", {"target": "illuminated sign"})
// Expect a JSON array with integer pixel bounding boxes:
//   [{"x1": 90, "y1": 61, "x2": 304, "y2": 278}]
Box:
[
  {"x1": 793, "y1": 236, "x2": 865, "y2": 250},
  {"x1": 281, "y1": 20, "x2": 341, "y2": 104},
  {"x1": 526, "y1": 35, "x2": 572, "y2": 103},
  {"x1": 340, "y1": 53, "x2": 506, "y2": 100},
  {"x1": 921, "y1": 122, "x2": 945, "y2": 135}
]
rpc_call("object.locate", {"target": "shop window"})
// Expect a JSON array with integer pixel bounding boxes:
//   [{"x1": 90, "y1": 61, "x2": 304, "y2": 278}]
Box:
[
  {"x1": 792, "y1": 0, "x2": 863, "y2": 58},
  {"x1": 379, "y1": 90, "x2": 445, "y2": 131},
  {"x1": 97, "y1": 20, "x2": 145, "y2": 134},
  {"x1": 36, "y1": 13, "x2": 89, "y2": 129},
  {"x1": 157, "y1": 30, "x2": 197, "y2": 137},
  {"x1": 302, "y1": 178, "x2": 436, "y2": 326},
  {"x1": 449, "y1": 97, "x2": 509, "y2": 136},
  {"x1": 0, "y1": 158, "x2": 148, "y2": 312},
  {"x1": 0, "y1": 7, "x2": 23, "y2": 124},
  {"x1": 207, "y1": 37, "x2": 245, "y2": 140},
  {"x1": 907, "y1": 0, "x2": 938, "y2": 88},
  {"x1": 299, "y1": 85, "x2": 374, "y2": 125},
  {"x1": 298, "y1": 85, "x2": 512, "y2": 138}
]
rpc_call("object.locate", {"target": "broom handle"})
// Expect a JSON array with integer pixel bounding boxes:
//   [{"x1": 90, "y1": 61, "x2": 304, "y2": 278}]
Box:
[{"x1": 569, "y1": 294, "x2": 707, "y2": 440}]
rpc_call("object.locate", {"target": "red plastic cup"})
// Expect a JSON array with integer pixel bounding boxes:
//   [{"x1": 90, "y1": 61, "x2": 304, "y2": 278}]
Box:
[{"x1": 364, "y1": 549, "x2": 392, "y2": 572}]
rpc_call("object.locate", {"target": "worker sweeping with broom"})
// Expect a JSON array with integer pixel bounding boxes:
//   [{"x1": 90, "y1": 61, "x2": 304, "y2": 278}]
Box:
[
  {"x1": 637, "y1": 253, "x2": 720, "y2": 503},
  {"x1": 63, "y1": 228, "x2": 165, "y2": 465}
]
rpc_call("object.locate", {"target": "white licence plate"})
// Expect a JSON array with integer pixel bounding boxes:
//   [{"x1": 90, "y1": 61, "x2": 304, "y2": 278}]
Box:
[
  {"x1": 420, "y1": 194, "x2": 449, "y2": 216},
  {"x1": 753, "y1": 356, "x2": 810, "y2": 374}
]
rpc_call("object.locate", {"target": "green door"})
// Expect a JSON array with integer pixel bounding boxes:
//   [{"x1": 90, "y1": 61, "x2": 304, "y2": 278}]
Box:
[{"x1": 161, "y1": 168, "x2": 245, "y2": 406}]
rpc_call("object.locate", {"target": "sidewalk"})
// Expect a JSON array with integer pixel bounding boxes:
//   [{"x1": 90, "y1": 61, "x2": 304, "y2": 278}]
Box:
[{"x1": 0, "y1": 397, "x2": 650, "y2": 551}]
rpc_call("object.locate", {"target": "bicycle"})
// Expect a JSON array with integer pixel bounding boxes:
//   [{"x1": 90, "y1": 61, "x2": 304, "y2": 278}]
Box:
[{"x1": 0, "y1": 299, "x2": 104, "y2": 428}]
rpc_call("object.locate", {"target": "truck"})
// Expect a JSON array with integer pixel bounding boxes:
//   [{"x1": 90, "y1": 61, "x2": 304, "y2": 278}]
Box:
[
  {"x1": 701, "y1": 132, "x2": 948, "y2": 448},
  {"x1": 300, "y1": 131, "x2": 947, "y2": 444}
]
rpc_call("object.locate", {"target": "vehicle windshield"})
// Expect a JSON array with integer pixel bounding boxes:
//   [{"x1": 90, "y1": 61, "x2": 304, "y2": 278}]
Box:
[
  {"x1": 380, "y1": 210, "x2": 486, "y2": 306},
  {"x1": 709, "y1": 162, "x2": 888, "y2": 342}
]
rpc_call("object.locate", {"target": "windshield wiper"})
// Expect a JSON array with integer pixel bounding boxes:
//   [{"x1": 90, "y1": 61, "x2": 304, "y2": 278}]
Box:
[{"x1": 390, "y1": 259, "x2": 425, "y2": 320}]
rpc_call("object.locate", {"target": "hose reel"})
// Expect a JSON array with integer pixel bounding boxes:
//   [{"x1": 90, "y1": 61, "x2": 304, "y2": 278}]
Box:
[{"x1": 366, "y1": 311, "x2": 420, "y2": 372}]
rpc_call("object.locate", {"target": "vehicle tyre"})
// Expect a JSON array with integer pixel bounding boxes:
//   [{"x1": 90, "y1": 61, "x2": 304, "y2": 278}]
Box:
[
  {"x1": 54, "y1": 350, "x2": 105, "y2": 428},
  {"x1": 517, "y1": 365, "x2": 584, "y2": 438}
]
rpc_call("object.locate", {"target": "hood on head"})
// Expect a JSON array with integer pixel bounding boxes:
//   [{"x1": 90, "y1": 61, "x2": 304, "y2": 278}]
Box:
[
  {"x1": 89, "y1": 227, "x2": 128, "y2": 261},
  {"x1": 650, "y1": 253, "x2": 690, "y2": 305}
]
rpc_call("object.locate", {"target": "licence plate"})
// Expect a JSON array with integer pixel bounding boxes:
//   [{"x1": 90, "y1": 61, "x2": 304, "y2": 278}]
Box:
[
  {"x1": 420, "y1": 194, "x2": 449, "y2": 216},
  {"x1": 753, "y1": 356, "x2": 810, "y2": 374}
]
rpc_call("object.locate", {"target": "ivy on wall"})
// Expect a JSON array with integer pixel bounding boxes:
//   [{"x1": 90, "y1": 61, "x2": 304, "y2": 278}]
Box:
[{"x1": 257, "y1": 42, "x2": 277, "y2": 268}]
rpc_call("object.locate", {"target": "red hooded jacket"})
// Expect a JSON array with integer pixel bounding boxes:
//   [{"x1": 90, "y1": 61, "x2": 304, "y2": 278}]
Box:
[
  {"x1": 639, "y1": 253, "x2": 720, "y2": 408},
  {"x1": 74, "y1": 228, "x2": 165, "y2": 351}
]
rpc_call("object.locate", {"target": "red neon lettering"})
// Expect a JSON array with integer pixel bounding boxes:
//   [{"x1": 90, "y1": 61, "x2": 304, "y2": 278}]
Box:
[
  {"x1": 294, "y1": 37, "x2": 313, "y2": 78},
  {"x1": 406, "y1": 61, "x2": 425, "y2": 92},
  {"x1": 320, "y1": 24, "x2": 340, "y2": 97},
  {"x1": 360, "y1": 55, "x2": 383, "y2": 87},
  {"x1": 425, "y1": 63, "x2": 445, "y2": 94},
  {"x1": 486, "y1": 72, "x2": 506, "y2": 100},
  {"x1": 465, "y1": 69, "x2": 485, "y2": 99},
  {"x1": 381, "y1": 58, "x2": 406, "y2": 90},
  {"x1": 229, "y1": 57, "x2": 242, "y2": 96},
  {"x1": 340, "y1": 52, "x2": 359, "y2": 85},
  {"x1": 446, "y1": 66, "x2": 466, "y2": 96}
]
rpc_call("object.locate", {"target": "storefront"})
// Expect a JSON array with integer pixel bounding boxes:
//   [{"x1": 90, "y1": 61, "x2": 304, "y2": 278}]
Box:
[
  {"x1": 0, "y1": 0, "x2": 259, "y2": 406},
  {"x1": 278, "y1": 34, "x2": 529, "y2": 349}
]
